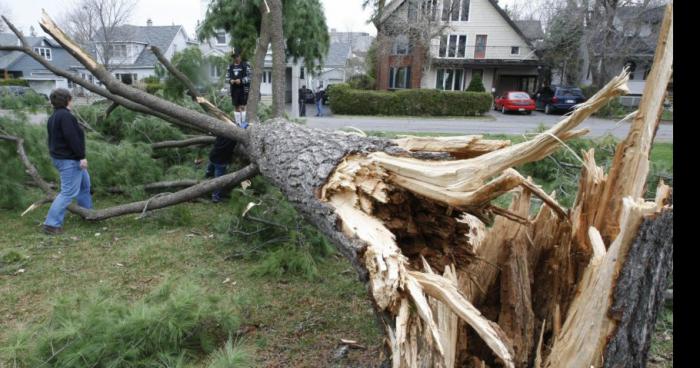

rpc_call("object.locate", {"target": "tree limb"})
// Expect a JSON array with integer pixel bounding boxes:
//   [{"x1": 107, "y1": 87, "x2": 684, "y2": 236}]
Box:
[
  {"x1": 152, "y1": 136, "x2": 216, "y2": 150},
  {"x1": 148, "y1": 45, "x2": 235, "y2": 125}
]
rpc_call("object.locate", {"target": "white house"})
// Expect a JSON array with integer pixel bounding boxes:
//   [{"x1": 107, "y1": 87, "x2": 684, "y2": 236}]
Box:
[{"x1": 377, "y1": 0, "x2": 542, "y2": 96}]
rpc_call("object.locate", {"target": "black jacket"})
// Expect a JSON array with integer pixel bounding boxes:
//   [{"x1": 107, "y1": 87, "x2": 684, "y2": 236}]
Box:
[
  {"x1": 209, "y1": 136, "x2": 236, "y2": 165},
  {"x1": 47, "y1": 107, "x2": 85, "y2": 160},
  {"x1": 227, "y1": 62, "x2": 252, "y2": 93}
]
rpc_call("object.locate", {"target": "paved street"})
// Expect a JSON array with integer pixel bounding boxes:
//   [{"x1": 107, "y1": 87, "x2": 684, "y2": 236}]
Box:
[{"x1": 302, "y1": 110, "x2": 673, "y2": 142}]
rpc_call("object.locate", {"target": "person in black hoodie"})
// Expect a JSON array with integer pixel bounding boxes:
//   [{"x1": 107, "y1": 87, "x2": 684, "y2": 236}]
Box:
[
  {"x1": 43, "y1": 88, "x2": 92, "y2": 234},
  {"x1": 205, "y1": 135, "x2": 237, "y2": 203}
]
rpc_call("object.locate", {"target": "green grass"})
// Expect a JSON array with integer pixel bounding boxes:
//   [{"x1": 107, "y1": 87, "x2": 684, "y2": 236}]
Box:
[{"x1": 0, "y1": 199, "x2": 383, "y2": 367}]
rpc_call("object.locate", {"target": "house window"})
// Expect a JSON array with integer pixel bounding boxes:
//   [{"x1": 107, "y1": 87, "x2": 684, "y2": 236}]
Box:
[
  {"x1": 262, "y1": 71, "x2": 272, "y2": 83},
  {"x1": 511, "y1": 46, "x2": 520, "y2": 55},
  {"x1": 438, "y1": 34, "x2": 466, "y2": 58},
  {"x1": 108, "y1": 44, "x2": 127, "y2": 58},
  {"x1": 215, "y1": 31, "x2": 227, "y2": 45},
  {"x1": 625, "y1": 61, "x2": 637, "y2": 80},
  {"x1": 408, "y1": 0, "x2": 418, "y2": 21},
  {"x1": 300, "y1": 67, "x2": 305, "y2": 79},
  {"x1": 209, "y1": 63, "x2": 220, "y2": 78},
  {"x1": 436, "y1": 68, "x2": 464, "y2": 91},
  {"x1": 441, "y1": 0, "x2": 469, "y2": 21},
  {"x1": 389, "y1": 67, "x2": 411, "y2": 89},
  {"x1": 474, "y1": 34, "x2": 487, "y2": 59},
  {"x1": 392, "y1": 35, "x2": 411, "y2": 55},
  {"x1": 33, "y1": 47, "x2": 52, "y2": 60},
  {"x1": 421, "y1": 0, "x2": 438, "y2": 21},
  {"x1": 115, "y1": 73, "x2": 138, "y2": 85}
]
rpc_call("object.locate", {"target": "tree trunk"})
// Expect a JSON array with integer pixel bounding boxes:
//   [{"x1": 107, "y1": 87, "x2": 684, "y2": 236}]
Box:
[
  {"x1": 247, "y1": 4, "x2": 271, "y2": 124},
  {"x1": 268, "y1": 0, "x2": 286, "y2": 117}
]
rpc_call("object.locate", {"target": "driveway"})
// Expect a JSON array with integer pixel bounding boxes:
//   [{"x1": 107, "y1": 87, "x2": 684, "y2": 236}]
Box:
[{"x1": 303, "y1": 110, "x2": 673, "y2": 142}]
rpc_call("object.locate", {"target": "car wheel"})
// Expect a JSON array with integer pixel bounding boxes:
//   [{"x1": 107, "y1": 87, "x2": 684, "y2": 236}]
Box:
[
  {"x1": 501, "y1": 106, "x2": 507, "y2": 114},
  {"x1": 544, "y1": 104, "x2": 551, "y2": 115},
  {"x1": 525, "y1": 110, "x2": 532, "y2": 115}
]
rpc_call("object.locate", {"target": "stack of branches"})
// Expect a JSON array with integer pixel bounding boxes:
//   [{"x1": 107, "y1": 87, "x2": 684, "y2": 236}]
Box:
[{"x1": 0, "y1": 2, "x2": 673, "y2": 367}]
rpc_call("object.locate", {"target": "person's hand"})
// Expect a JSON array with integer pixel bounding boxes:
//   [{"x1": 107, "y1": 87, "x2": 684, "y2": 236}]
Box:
[
  {"x1": 230, "y1": 80, "x2": 235, "y2": 85},
  {"x1": 79, "y1": 159, "x2": 88, "y2": 170},
  {"x1": 234, "y1": 79, "x2": 241, "y2": 85}
]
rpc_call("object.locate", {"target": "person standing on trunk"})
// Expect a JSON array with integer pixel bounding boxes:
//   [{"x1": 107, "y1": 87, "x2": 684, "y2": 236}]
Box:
[
  {"x1": 43, "y1": 88, "x2": 92, "y2": 235},
  {"x1": 227, "y1": 51, "x2": 252, "y2": 127}
]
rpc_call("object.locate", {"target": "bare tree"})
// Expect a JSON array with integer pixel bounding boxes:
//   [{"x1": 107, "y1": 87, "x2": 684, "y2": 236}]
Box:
[
  {"x1": 0, "y1": 2, "x2": 11, "y2": 32},
  {"x1": 59, "y1": 0, "x2": 136, "y2": 69}
]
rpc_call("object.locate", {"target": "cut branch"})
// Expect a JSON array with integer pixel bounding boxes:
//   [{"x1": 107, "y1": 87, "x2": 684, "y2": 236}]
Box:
[{"x1": 152, "y1": 136, "x2": 216, "y2": 150}]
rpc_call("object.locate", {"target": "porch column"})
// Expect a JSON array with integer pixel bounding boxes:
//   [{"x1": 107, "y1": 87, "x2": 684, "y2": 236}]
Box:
[{"x1": 291, "y1": 62, "x2": 300, "y2": 118}]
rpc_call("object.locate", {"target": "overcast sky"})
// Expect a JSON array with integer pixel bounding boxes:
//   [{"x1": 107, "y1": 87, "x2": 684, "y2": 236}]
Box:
[{"x1": 1, "y1": 0, "x2": 382, "y2": 38}]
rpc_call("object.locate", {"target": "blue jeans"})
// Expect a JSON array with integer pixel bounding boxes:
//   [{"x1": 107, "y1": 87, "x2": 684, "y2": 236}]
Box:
[
  {"x1": 44, "y1": 158, "x2": 92, "y2": 227},
  {"x1": 316, "y1": 100, "x2": 323, "y2": 116},
  {"x1": 210, "y1": 162, "x2": 228, "y2": 201}
]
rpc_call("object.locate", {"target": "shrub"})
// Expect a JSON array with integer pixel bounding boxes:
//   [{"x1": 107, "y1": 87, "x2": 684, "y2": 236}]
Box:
[
  {"x1": 0, "y1": 91, "x2": 48, "y2": 112},
  {"x1": 329, "y1": 84, "x2": 492, "y2": 116},
  {"x1": 145, "y1": 83, "x2": 164, "y2": 94},
  {"x1": 347, "y1": 74, "x2": 376, "y2": 90},
  {"x1": 580, "y1": 84, "x2": 600, "y2": 99},
  {"x1": 594, "y1": 98, "x2": 635, "y2": 119},
  {"x1": 2, "y1": 281, "x2": 248, "y2": 368},
  {"x1": 0, "y1": 79, "x2": 29, "y2": 87},
  {"x1": 466, "y1": 74, "x2": 486, "y2": 92},
  {"x1": 142, "y1": 75, "x2": 161, "y2": 84}
]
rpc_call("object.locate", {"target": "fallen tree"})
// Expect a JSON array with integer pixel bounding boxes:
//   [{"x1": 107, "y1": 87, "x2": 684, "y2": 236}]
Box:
[{"x1": 0, "y1": 2, "x2": 673, "y2": 367}]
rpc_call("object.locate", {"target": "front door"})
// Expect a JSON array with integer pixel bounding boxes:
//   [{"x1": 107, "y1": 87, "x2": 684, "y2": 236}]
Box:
[{"x1": 475, "y1": 35, "x2": 487, "y2": 59}]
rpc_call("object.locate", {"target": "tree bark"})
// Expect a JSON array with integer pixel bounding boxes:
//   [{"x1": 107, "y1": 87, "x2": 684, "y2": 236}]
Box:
[
  {"x1": 268, "y1": 0, "x2": 286, "y2": 117},
  {"x1": 246, "y1": 4, "x2": 271, "y2": 123}
]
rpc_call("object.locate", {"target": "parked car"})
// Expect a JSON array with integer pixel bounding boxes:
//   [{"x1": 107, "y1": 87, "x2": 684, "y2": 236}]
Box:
[
  {"x1": 300, "y1": 88, "x2": 315, "y2": 104},
  {"x1": 494, "y1": 91, "x2": 536, "y2": 114},
  {"x1": 534, "y1": 86, "x2": 587, "y2": 114}
]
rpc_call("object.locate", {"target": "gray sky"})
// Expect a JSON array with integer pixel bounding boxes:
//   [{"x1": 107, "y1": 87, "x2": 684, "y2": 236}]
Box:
[{"x1": 1, "y1": 0, "x2": 377, "y2": 38}]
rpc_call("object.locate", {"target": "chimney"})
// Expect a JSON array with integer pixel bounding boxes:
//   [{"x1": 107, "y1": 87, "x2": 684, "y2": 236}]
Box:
[{"x1": 147, "y1": 19, "x2": 153, "y2": 27}]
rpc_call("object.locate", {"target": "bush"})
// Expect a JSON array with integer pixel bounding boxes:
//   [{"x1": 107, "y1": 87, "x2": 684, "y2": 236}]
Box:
[
  {"x1": 466, "y1": 74, "x2": 486, "y2": 92},
  {"x1": 3, "y1": 281, "x2": 248, "y2": 368},
  {"x1": 328, "y1": 84, "x2": 492, "y2": 116},
  {"x1": 594, "y1": 98, "x2": 635, "y2": 119},
  {"x1": 0, "y1": 92, "x2": 48, "y2": 112},
  {"x1": 0, "y1": 79, "x2": 29, "y2": 86},
  {"x1": 145, "y1": 83, "x2": 164, "y2": 94},
  {"x1": 580, "y1": 84, "x2": 600, "y2": 99},
  {"x1": 347, "y1": 74, "x2": 376, "y2": 90}
]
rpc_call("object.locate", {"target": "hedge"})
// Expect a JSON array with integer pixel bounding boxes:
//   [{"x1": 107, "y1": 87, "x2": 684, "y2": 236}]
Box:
[
  {"x1": 328, "y1": 84, "x2": 492, "y2": 116},
  {"x1": 0, "y1": 79, "x2": 29, "y2": 87}
]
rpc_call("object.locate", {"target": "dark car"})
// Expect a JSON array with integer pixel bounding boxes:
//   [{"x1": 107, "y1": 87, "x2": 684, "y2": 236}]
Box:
[
  {"x1": 494, "y1": 91, "x2": 536, "y2": 114},
  {"x1": 300, "y1": 88, "x2": 315, "y2": 104},
  {"x1": 535, "y1": 86, "x2": 587, "y2": 114}
]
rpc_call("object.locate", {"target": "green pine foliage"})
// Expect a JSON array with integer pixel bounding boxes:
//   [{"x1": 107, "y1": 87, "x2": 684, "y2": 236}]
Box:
[
  {"x1": 206, "y1": 338, "x2": 252, "y2": 368},
  {"x1": 218, "y1": 176, "x2": 334, "y2": 279},
  {"x1": 198, "y1": 0, "x2": 329, "y2": 73},
  {"x1": 465, "y1": 74, "x2": 486, "y2": 92},
  {"x1": 163, "y1": 47, "x2": 209, "y2": 100},
  {"x1": 0, "y1": 91, "x2": 49, "y2": 112},
  {"x1": 2, "y1": 281, "x2": 249, "y2": 368},
  {"x1": 328, "y1": 84, "x2": 492, "y2": 116}
]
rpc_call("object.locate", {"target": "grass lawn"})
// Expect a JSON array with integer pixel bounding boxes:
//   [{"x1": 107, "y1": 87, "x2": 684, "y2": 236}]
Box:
[
  {"x1": 0, "y1": 131, "x2": 672, "y2": 367},
  {"x1": 0, "y1": 198, "x2": 383, "y2": 367}
]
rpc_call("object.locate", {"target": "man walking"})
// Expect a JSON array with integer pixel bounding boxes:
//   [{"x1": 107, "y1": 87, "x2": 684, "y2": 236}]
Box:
[
  {"x1": 227, "y1": 51, "x2": 252, "y2": 126},
  {"x1": 314, "y1": 85, "x2": 325, "y2": 117},
  {"x1": 298, "y1": 85, "x2": 308, "y2": 117},
  {"x1": 43, "y1": 88, "x2": 92, "y2": 235}
]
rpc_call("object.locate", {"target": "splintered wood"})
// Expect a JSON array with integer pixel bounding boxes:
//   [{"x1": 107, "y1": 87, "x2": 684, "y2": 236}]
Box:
[{"x1": 319, "y1": 40, "x2": 673, "y2": 366}]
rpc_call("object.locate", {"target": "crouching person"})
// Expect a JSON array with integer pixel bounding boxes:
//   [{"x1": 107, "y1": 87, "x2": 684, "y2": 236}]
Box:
[
  {"x1": 43, "y1": 88, "x2": 92, "y2": 235},
  {"x1": 207, "y1": 136, "x2": 236, "y2": 203}
]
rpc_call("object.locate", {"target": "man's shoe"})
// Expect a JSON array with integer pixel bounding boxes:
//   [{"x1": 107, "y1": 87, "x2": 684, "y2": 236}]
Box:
[{"x1": 43, "y1": 225, "x2": 63, "y2": 235}]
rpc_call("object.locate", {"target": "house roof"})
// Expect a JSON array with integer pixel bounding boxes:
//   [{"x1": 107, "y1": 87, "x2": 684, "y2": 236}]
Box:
[
  {"x1": 91, "y1": 25, "x2": 184, "y2": 67},
  {"x1": 379, "y1": 0, "x2": 535, "y2": 49},
  {"x1": 616, "y1": 5, "x2": 665, "y2": 23},
  {"x1": 513, "y1": 20, "x2": 544, "y2": 41},
  {"x1": 0, "y1": 34, "x2": 72, "y2": 70},
  {"x1": 325, "y1": 42, "x2": 352, "y2": 67}
]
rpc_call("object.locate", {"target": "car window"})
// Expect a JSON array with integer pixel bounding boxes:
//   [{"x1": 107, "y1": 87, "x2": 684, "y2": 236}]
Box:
[
  {"x1": 508, "y1": 92, "x2": 530, "y2": 99},
  {"x1": 556, "y1": 88, "x2": 583, "y2": 97}
]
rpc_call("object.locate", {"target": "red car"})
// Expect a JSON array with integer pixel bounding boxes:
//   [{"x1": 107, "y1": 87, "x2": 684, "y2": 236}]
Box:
[{"x1": 494, "y1": 91, "x2": 536, "y2": 114}]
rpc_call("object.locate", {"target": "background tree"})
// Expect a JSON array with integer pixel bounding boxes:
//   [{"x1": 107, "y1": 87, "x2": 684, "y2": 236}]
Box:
[
  {"x1": 466, "y1": 73, "x2": 486, "y2": 92},
  {"x1": 0, "y1": 2, "x2": 10, "y2": 33},
  {"x1": 59, "y1": 0, "x2": 136, "y2": 68},
  {"x1": 197, "y1": 0, "x2": 329, "y2": 121},
  {"x1": 160, "y1": 48, "x2": 209, "y2": 100}
]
